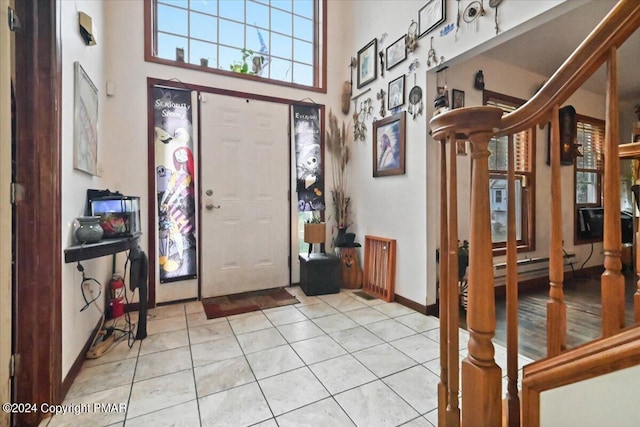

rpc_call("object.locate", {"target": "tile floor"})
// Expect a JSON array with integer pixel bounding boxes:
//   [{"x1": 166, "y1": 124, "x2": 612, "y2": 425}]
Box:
[{"x1": 41, "y1": 287, "x2": 532, "y2": 427}]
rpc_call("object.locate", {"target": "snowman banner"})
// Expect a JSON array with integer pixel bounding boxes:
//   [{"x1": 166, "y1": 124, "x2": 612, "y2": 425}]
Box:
[
  {"x1": 292, "y1": 104, "x2": 325, "y2": 212},
  {"x1": 153, "y1": 86, "x2": 198, "y2": 283}
]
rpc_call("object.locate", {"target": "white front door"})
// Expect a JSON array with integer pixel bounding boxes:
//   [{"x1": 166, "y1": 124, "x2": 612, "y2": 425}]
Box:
[{"x1": 200, "y1": 94, "x2": 289, "y2": 297}]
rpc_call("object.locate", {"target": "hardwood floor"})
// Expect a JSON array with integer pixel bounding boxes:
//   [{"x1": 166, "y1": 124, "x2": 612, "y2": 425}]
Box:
[{"x1": 461, "y1": 269, "x2": 637, "y2": 361}]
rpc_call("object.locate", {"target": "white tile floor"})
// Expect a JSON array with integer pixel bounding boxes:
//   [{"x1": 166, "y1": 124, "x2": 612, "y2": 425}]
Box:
[{"x1": 41, "y1": 287, "x2": 532, "y2": 427}]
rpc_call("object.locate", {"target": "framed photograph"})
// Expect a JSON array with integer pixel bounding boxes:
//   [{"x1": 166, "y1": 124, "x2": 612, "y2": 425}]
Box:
[
  {"x1": 452, "y1": 89, "x2": 465, "y2": 109},
  {"x1": 386, "y1": 35, "x2": 407, "y2": 70},
  {"x1": 419, "y1": 0, "x2": 446, "y2": 39},
  {"x1": 388, "y1": 75, "x2": 405, "y2": 110},
  {"x1": 73, "y1": 62, "x2": 99, "y2": 175},
  {"x1": 373, "y1": 111, "x2": 406, "y2": 177},
  {"x1": 357, "y1": 38, "x2": 378, "y2": 89}
]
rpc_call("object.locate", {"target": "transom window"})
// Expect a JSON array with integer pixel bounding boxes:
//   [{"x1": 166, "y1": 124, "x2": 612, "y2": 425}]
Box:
[
  {"x1": 147, "y1": 0, "x2": 325, "y2": 90},
  {"x1": 484, "y1": 90, "x2": 536, "y2": 253}
]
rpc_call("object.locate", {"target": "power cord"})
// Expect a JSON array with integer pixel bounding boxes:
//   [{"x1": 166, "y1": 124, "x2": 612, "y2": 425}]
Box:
[{"x1": 77, "y1": 262, "x2": 102, "y2": 312}]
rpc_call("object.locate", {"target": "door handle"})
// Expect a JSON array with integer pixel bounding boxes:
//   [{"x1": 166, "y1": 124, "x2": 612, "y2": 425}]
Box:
[{"x1": 205, "y1": 203, "x2": 221, "y2": 210}]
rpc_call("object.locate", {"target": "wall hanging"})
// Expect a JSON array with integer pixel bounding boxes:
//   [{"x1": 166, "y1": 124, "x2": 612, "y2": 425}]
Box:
[
  {"x1": 407, "y1": 20, "x2": 419, "y2": 53},
  {"x1": 388, "y1": 75, "x2": 406, "y2": 110},
  {"x1": 373, "y1": 111, "x2": 406, "y2": 177},
  {"x1": 153, "y1": 86, "x2": 198, "y2": 283},
  {"x1": 419, "y1": 0, "x2": 446, "y2": 38},
  {"x1": 293, "y1": 104, "x2": 325, "y2": 212},
  {"x1": 73, "y1": 62, "x2": 99, "y2": 176},
  {"x1": 386, "y1": 35, "x2": 408, "y2": 70},
  {"x1": 357, "y1": 39, "x2": 378, "y2": 88}
]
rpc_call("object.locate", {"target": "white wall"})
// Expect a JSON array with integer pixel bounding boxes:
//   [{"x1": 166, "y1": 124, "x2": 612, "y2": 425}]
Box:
[
  {"x1": 540, "y1": 364, "x2": 640, "y2": 427},
  {"x1": 60, "y1": 0, "x2": 113, "y2": 378}
]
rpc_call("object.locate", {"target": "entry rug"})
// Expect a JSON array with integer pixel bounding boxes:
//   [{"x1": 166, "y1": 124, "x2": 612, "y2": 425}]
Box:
[{"x1": 202, "y1": 287, "x2": 299, "y2": 319}]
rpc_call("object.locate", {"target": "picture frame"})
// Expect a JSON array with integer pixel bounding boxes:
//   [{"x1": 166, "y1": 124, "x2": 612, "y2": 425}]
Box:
[
  {"x1": 419, "y1": 0, "x2": 446, "y2": 39},
  {"x1": 73, "y1": 62, "x2": 99, "y2": 175},
  {"x1": 386, "y1": 35, "x2": 407, "y2": 70},
  {"x1": 388, "y1": 75, "x2": 405, "y2": 110},
  {"x1": 373, "y1": 111, "x2": 406, "y2": 177},
  {"x1": 452, "y1": 89, "x2": 465, "y2": 109},
  {"x1": 357, "y1": 38, "x2": 378, "y2": 89}
]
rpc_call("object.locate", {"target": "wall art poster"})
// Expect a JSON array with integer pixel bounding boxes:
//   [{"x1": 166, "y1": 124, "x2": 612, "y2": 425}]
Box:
[
  {"x1": 73, "y1": 62, "x2": 99, "y2": 175},
  {"x1": 153, "y1": 86, "x2": 198, "y2": 283},
  {"x1": 293, "y1": 104, "x2": 325, "y2": 212}
]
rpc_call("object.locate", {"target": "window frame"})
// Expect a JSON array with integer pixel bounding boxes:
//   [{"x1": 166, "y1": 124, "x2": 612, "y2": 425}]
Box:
[
  {"x1": 573, "y1": 114, "x2": 605, "y2": 244},
  {"x1": 483, "y1": 90, "x2": 536, "y2": 255},
  {"x1": 143, "y1": 0, "x2": 327, "y2": 93}
]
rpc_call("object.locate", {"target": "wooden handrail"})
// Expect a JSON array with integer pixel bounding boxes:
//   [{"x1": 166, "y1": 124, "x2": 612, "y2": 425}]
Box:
[
  {"x1": 429, "y1": 1, "x2": 640, "y2": 425},
  {"x1": 521, "y1": 326, "x2": 640, "y2": 427},
  {"x1": 498, "y1": 0, "x2": 640, "y2": 136}
]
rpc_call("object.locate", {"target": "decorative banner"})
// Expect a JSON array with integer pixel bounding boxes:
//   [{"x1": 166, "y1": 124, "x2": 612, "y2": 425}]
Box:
[
  {"x1": 293, "y1": 105, "x2": 325, "y2": 211},
  {"x1": 153, "y1": 86, "x2": 197, "y2": 283}
]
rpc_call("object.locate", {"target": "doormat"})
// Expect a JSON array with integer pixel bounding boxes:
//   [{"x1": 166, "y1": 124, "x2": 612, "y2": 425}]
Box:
[
  {"x1": 202, "y1": 288, "x2": 299, "y2": 319},
  {"x1": 353, "y1": 291, "x2": 377, "y2": 301}
]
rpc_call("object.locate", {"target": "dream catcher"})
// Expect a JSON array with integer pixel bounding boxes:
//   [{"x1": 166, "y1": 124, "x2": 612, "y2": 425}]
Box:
[
  {"x1": 427, "y1": 37, "x2": 441, "y2": 67},
  {"x1": 407, "y1": 60, "x2": 423, "y2": 120},
  {"x1": 463, "y1": 0, "x2": 485, "y2": 32},
  {"x1": 406, "y1": 20, "x2": 418, "y2": 53},
  {"x1": 489, "y1": 0, "x2": 502, "y2": 34}
]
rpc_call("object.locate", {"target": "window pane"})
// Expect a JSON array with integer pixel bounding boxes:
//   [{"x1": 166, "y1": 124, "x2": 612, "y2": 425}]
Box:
[
  {"x1": 219, "y1": 0, "x2": 244, "y2": 22},
  {"x1": 190, "y1": 12, "x2": 217, "y2": 42},
  {"x1": 298, "y1": 211, "x2": 313, "y2": 254},
  {"x1": 246, "y1": 26, "x2": 268, "y2": 56},
  {"x1": 272, "y1": 0, "x2": 292, "y2": 12},
  {"x1": 219, "y1": 18, "x2": 245, "y2": 47},
  {"x1": 293, "y1": 62, "x2": 313, "y2": 86},
  {"x1": 247, "y1": 1, "x2": 269, "y2": 29},
  {"x1": 294, "y1": 0, "x2": 313, "y2": 17},
  {"x1": 220, "y1": 45, "x2": 243, "y2": 70},
  {"x1": 189, "y1": 40, "x2": 217, "y2": 66},
  {"x1": 576, "y1": 171, "x2": 598, "y2": 204},
  {"x1": 271, "y1": 33, "x2": 292, "y2": 59},
  {"x1": 159, "y1": 0, "x2": 188, "y2": 8},
  {"x1": 157, "y1": 33, "x2": 189, "y2": 60},
  {"x1": 271, "y1": 8, "x2": 292, "y2": 36},
  {"x1": 294, "y1": 15, "x2": 313, "y2": 41},
  {"x1": 270, "y1": 57, "x2": 292, "y2": 82},
  {"x1": 489, "y1": 136, "x2": 508, "y2": 171},
  {"x1": 158, "y1": 4, "x2": 188, "y2": 36},
  {"x1": 294, "y1": 39, "x2": 313, "y2": 64},
  {"x1": 490, "y1": 177, "x2": 522, "y2": 243},
  {"x1": 190, "y1": 0, "x2": 217, "y2": 14}
]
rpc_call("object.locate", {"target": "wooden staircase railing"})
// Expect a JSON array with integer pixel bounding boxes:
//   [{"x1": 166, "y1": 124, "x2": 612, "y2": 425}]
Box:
[{"x1": 429, "y1": 1, "x2": 640, "y2": 426}]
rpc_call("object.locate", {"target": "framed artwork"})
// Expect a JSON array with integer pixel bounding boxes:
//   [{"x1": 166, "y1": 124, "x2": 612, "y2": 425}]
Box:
[
  {"x1": 388, "y1": 75, "x2": 405, "y2": 110},
  {"x1": 73, "y1": 62, "x2": 99, "y2": 175},
  {"x1": 357, "y1": 38, "x2": 377, "y2": 88},
  {"x1": 452, "y1": 89, "x2": 465, "y2": 109},
  {"x1": 386, "y1": 35, "x2": 407, "y2": 70},
  {"x1": 419, "y1": 0, "x2": 446, "y2": 39},
  {"x1": 373, "y1": 111, "x2": 406, "y2": 177}
]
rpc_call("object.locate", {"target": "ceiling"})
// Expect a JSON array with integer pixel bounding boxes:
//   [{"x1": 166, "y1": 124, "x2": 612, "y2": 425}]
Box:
[{"x1": 482, "y1": 0, "x2": 640, "y2": 104}]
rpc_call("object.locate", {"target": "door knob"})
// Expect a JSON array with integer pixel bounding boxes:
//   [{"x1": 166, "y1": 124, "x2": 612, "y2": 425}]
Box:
[
  {"x1": 206, "y1": 189, "x2": 213, "y2": 196},
  {"x1": 205, "y1": 203, "x2": 221, "y2": 210}
]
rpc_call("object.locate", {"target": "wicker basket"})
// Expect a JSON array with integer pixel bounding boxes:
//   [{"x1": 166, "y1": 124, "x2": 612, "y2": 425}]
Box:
[{"x1": 304, "y1": 223, "x2": 326, "y2": 244}]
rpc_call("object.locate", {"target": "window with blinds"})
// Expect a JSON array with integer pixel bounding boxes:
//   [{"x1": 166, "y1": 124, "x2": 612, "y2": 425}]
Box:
[
  {"x1": 575, "y1": 115, "x2": 605, "y2": 206},
  {"x1": 483, "y1": 90, "x2": 535, "y2": 252}
]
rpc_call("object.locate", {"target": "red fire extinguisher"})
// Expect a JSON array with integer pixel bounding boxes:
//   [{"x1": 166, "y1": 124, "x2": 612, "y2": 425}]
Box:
[{"x1": 109, "y1": 274, "x2": 125, "y2": 319}]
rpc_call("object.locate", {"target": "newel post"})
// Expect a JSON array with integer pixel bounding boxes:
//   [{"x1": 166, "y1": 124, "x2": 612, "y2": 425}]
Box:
[{"x1": 431, "y1": 107, "x2": 504, "y2": 427}]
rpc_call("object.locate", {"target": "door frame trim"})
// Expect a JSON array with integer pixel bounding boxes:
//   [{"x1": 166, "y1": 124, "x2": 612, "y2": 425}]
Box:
[
  {"x1": 13, "y1": 0, "x2": 62, "y2": 424},
  {"x1": 146, "y1": 77, "x2": 325, "y2": 306}
]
